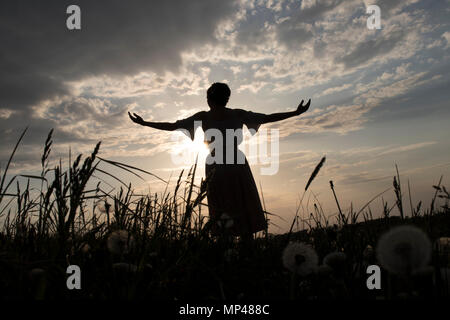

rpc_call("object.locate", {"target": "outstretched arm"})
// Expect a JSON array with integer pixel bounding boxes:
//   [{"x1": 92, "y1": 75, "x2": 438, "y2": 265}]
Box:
[
  {"x1": 262, "y1": 99, "x2": 311, "y2": 124},
  {"x1": 128, "y1": 112, "x2": 177, "y2": 131}
]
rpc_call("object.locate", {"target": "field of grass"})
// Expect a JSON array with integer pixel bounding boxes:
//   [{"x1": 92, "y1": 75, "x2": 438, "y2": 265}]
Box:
[{"x1": 0, "y1": 129, "x2": 449, "y2": 300}]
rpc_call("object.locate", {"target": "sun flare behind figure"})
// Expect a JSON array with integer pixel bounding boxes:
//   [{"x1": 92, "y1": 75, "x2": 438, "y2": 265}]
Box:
[
  {"x1": 170, "y1": 128, "x2": 209, "y2": 167},
  {"x1": 189, "y1": 130, "x2": 209, "y2": 158}
]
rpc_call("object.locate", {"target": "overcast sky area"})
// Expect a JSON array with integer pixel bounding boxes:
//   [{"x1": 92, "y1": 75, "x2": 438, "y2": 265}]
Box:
[{"x1": 1, "y1": 0, "x2": 449, "y2": 233}]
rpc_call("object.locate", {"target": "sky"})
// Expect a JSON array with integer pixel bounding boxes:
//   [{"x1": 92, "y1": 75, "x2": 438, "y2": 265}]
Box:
[{"x1": 1, "y1": 0, "x2": 449, "y2": 233}]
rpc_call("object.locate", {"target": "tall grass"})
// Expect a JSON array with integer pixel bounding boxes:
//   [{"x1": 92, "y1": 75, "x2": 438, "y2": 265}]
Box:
[
  {"x1": 0, "y1": 129, "x2": 211, "y2": 242},
  {"x1": 0, "y1": 129, "x2": 449, "y2": 300}
]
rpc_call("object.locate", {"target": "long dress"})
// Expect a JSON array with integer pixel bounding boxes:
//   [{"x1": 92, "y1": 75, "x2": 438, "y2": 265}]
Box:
[{"x1": 175, "y1": 108, "x2": 268, "y2": 236}]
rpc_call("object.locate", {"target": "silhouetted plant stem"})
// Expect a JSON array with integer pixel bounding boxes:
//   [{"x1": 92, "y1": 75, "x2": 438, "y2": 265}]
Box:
[
  {"x1": 408, "y1": 179, "x2": 414, "y2": 218},
  {"x1": 393, "y1": 164, "x2": 404, "y2": 219},
  {"x1": 430, "y1": 175, "x2": 443, "y2": 215},
  {"x1": 330, "y1": 180, "x2": 344, "y2": 225}
]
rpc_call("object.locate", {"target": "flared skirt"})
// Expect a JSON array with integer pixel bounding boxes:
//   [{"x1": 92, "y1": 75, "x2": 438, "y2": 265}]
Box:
[{"x1": 205, "y1": 159, "x2": 267, "y2": 236}]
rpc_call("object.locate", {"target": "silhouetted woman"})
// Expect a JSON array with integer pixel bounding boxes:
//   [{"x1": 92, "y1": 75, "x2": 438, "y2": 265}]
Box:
[{"x1": 129, "y1": 83, "x2": 310, "y2": 239}]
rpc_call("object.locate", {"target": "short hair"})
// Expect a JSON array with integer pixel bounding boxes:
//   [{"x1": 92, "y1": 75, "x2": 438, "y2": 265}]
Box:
[{"x1": 207, "y1": 83, "x2": 231, "y2": 107}]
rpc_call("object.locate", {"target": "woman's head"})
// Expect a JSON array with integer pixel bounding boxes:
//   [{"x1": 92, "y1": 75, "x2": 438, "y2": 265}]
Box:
[{"x1": 207, "y1": 83, "x2": 231, "y2": 109}]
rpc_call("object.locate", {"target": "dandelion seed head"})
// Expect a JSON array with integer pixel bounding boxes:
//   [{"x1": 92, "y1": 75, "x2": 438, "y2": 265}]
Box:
[
  {"x1": 282, "y1": 241, "x2": 318, "y2": 276},
  {"x1": 376, "y1": 225, "x2": 431, "y2": 275}
]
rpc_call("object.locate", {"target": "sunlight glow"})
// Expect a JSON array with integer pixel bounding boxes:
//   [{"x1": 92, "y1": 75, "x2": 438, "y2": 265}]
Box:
[{"x1": 170, "y1": 128, "x2": 209, "y2": 167}]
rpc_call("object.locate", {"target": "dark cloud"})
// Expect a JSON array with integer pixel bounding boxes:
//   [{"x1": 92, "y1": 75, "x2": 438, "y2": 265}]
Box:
[
  {"x1": 0, "y1": 114, "x2": 96, "y2": 148},
  {"x1": 274, "y1": 0, "x2": 343, "y2": 49},
  {"x1": 313, "y1": 39, "x2": 327, "y2": 58},
  {"x1": 235, "y1": 15, "x2": 270, "y2": 51},
  {"x1": 0, "y1": 0, "x2": 239, "y2": 156},
  {"x1": 336, "y1": 30, "x2": 405, "y2": 69},
  {"x1": 44, "y1": 98, "x2": 125, "y2": 126},
  {"x1": 368, "y1": 0, "x2": 418, "y2": 14},
  {"x1": 296, "y1": 0, "x2": 343, "y2": 23},
  {"x1": 0, "y1": 0, "x2": 239, "y2": 113},
  {"x1": 276, "y1": 20, "x2": 313, "y2": 49}
]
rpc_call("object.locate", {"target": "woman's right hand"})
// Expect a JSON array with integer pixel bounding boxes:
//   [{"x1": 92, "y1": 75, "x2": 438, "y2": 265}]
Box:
[
  {"x1": 128, "y1": 112, "x2": 145, "y2": 125},
  {"x1": 295, "y1": 99, "x2": 311, "y2": 115}
]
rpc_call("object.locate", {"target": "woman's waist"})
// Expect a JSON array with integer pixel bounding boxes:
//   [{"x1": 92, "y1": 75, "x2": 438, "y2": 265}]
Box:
[{"x1": 205, "y1": 151, "x2": 248, "y2": 166}]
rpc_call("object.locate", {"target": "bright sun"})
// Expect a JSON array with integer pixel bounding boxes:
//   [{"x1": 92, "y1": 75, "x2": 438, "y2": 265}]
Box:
[
  {"x1": 190, "y1": 132, "x2": 209, "y2": 157},
  {"x1": 171, "y1": 129, "x2": 209, "y2": 166}
]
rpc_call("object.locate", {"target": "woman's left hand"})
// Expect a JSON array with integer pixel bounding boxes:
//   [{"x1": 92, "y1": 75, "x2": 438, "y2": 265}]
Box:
[{"x1": 296, "y1": 99, "x2": 311, "y2": 115}]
